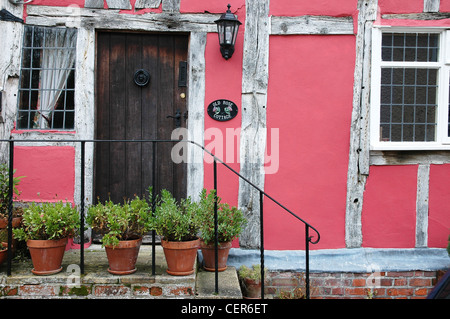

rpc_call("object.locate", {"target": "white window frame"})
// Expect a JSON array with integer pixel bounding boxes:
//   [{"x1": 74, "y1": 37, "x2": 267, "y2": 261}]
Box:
[{"x1": 370, "y1": 27, "x2": 450, "y2": 150}]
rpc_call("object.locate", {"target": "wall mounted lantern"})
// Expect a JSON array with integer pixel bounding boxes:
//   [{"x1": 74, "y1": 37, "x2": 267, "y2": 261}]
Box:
[{"x1": 214, "y1": 4, "x2": 242, "y2": 60}]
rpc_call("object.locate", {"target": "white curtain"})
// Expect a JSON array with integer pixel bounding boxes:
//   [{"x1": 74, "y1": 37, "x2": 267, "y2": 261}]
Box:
[{"x1": 37, "y1": 28, "x2": 77, "y2": 129}]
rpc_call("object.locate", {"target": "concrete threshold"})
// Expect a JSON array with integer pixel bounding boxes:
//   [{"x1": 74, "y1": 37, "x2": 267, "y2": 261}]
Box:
[{"x1": 0, "y1": 244, "x2": 243, "y2": 299}]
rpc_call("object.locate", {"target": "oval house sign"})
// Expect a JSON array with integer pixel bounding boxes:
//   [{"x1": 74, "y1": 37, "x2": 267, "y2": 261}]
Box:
[{"x1": 207, "y1": 99, "x2": 239, "y2": 122}]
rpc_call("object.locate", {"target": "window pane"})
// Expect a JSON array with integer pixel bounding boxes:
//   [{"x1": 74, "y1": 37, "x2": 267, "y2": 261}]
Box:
[
  {"x1": 382, "y1": 33, "x2": 439, "y2": 62},
  {"x1": 17, "y1": 26, "x2": 77, "y2": 130},
  {"x1": 380, "y1": 68, "x2": 438, "y2": 142}
]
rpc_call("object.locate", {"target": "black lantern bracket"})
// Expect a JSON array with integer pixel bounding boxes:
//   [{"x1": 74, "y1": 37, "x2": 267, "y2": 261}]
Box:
[{"x1": 214, "y1": 4, "x2": 242, "y2": 60}]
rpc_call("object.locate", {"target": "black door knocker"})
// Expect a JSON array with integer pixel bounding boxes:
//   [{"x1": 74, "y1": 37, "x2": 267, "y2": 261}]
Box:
[{"x1": 134, "y1": 69, "x2": 150, "y2": 87}]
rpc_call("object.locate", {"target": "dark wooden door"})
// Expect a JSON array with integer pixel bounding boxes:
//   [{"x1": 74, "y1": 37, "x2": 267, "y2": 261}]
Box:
[{"x1": 95, "y1": 32, "x2": 188, "y2": 204}]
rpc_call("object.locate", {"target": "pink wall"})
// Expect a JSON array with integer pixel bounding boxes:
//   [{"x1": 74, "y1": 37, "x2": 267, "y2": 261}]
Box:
[
  {"x1": 362, "y1": 166, "x2": 417, "y2": 248},
  {"x1": 15, "y1": 0, "x2": 449, "y2": 251},
  {"x1": 203, "y1": 30, "x2": 243, "y2": 206},
  {"x1": 378, "y1": 0, "x2": 424, "y2": 14},
  {"x1": 181, "y1": 0, "x2": 243, "y2": 13},
  {"x1": 264, "y1": 35, "x2": 356, "y2": 250},
  {"x1": 428, "y1": 165, "x2": 450, "y2": 248},
  {"x1": 441, "y1": 0, "x2": 450, "y2": 12},
  {"x1": 25, "y1": 0, "x2": 85, "y2": 7},
  {"x1": 269, "y1": 0, "x2": 357, "y2": 17},
  {"x1": 14, "y1": 146, "x2": 75, "y2": 203},
  {"x1": 202, "y1": 4, "x2": 245, "y2": 247}
]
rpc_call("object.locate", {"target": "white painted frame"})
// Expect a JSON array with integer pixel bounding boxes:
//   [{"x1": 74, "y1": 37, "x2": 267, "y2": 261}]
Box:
[{"x1": 370, "y1": 26, "x2": 450, "y2": 150}]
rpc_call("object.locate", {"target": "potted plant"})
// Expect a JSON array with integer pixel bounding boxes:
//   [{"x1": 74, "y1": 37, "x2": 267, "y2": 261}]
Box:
[
  {"x1": 0, "y1": 163, "x2": 25, "y2": 229},
  {"x1": 0, "y1": 242, "x2": 7, "y2": 266},
  {"x1": 12, "y1": 201, "x2": 80, "y2": 275},
  {"x1": 198, "y1": 189, "x2": 246, "y2": 272},
  {"x1": 238, "y1": 264, "x2": 267, "y2": 299},
  {"x1": 151, "y1": 189, "x2": 200, "y2": 276},
  {"x1": 86, "y1": 194, "x2": 151, "y2": 275}
]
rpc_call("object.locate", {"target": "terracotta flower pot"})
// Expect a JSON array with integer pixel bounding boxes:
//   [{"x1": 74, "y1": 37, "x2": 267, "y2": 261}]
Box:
[
  {"x1": 200, "y1": 240, "x2": 232, "y2": 272},
  {"x1": 0, "y1": 242, "x2": 7, "y2": 266},
  {"x1": 161, "y1": 238, "x2": 200, "y2": 276},
  {"x1": 27, "y1": 237, "x2": 68, "y2": 275},
  {"x1": 0, "y1": 217, "x2": 23, "y2": 229},
  {"x1": 242, "y1": 278, "x2": 262, "y2": 299},
  {"x1": 104, "y1": 237, "x2": 142, "y2": 275}
]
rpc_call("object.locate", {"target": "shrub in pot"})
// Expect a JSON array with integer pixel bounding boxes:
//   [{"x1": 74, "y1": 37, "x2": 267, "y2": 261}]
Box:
[
  {"x1": 86, "y1": 194, "x2": 151, "y2": 275},
  {"x1": 12, "y1": 201, "x2": 80, "y2": 275},
  {"x1": 238, "y1": 264, "x2": 267, "y2": 299},
  {"x1": 0, "y1": 242, "x2": 7, "y2": 266},
  {"x1": 150, "y1": 189, "x2": 200, "y2": 276},
  {"x1": 0, "y1": 163, "x2": 25, "y2": 229},
  {"x1": 198, "y1": 189, "x2": 246, "y2": 272}
]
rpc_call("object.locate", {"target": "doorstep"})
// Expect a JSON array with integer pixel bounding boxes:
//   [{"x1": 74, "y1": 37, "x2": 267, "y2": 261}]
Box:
[{"x1": 0, "y1": 244, "x2": 242, "y2": 299}]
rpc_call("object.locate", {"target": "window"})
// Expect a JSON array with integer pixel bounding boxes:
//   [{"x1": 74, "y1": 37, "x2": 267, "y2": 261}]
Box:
[
  {"x1": 17, "y1": 26, "x2": 77, "y2": 130},
  {"x1": 371, "y1": 28, "x2": 450, "y2": 150}
]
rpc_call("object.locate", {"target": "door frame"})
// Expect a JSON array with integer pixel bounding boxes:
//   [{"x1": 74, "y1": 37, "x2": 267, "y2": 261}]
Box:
[
  {"x1": 73, "y1": 28, "x2": 206, "y2": 209},
  {"x1": 93, "y1": 31, "x2": 189, "y2": 202}
]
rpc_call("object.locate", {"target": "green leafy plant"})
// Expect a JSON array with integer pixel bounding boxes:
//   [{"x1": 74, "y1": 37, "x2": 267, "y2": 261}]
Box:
[
  {"x1": 237, "y1": 264, "x2": 266, "y2": 282},
  {"x1": 0, "y1": 163, "x2": 25, "y2": 219},
  {"x1": 198, "y1": 189, "x2": 247, "y2": 245},
  {"x1": 12, "y1": 201, "x2": 80, "y2": 241},
  {"x1": 150, "y1": 189, "x2": 200, "y2": 242},
  {"x1": 86, "y1": 194, "x2": 152, "y2": 248}
]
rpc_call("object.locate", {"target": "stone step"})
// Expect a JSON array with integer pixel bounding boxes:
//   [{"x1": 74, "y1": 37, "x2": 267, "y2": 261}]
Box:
[
  {"x1": 0, "y1": 244, "x2": 242, "y2": 299},
  {"x1": 195, "y1": 266, "x2": 242, "y2": 299}
]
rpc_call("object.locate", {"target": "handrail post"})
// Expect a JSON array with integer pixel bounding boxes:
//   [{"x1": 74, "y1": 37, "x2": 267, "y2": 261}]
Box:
[
  {"x1": 305, "y1": 224, "x2": 310, "y2": 299},
  {"x1": 213, "y1": 159, "x2": 218, "y2": 294},
  {"x1": 80, "y1": 141, "x2": 85, "y2": 274},
  {"x1": 260, "y1": 191, "x2": 264, "y2": 299},
  {"x1": 151, "y1": 141, "x2": 156, "y2": 276},
  {"x1": 7, "y1": 139, "x2": 14, "y2": 276}
]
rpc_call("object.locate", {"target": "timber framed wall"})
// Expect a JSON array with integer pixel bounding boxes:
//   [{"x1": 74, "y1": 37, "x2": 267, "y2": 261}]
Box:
[{"x1": 0, "y1": 0, "x2": 448, "y2": 253}]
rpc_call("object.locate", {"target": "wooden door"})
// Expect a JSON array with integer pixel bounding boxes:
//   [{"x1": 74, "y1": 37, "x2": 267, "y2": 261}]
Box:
[{"x1": 95, "y1": 32, "x2": 188, "y2": 204}]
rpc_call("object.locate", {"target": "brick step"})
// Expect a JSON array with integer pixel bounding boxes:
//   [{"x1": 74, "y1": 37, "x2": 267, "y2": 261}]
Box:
[{"x1": 0, "y1": 244, "x2": 242, "y2": 299}]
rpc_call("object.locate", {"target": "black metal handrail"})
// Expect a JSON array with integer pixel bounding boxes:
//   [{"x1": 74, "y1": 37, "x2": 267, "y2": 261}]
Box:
[{"x1": 2, "y1": 138, "x2": 320, "y2": 298}]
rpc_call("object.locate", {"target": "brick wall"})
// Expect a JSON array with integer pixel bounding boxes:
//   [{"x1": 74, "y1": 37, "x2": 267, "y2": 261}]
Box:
[
  {"x1": 265, "y1": 270, "x2": 447, "y2": 299},
  {"x1": 0, "y1": 283, "x2": 195, "y2": 298}
]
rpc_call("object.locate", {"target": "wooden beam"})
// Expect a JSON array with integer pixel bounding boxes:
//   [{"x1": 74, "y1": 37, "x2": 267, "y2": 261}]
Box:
[
  {"x1": 238, "y1": 0, "x2": 270, "y2": 249},
  {"x1": 25, "y1": 5, "x2": 217, "y2": 32},
  {"x1": 345, "y1": 0, "x2": 378, "y2": 248},
  {"x1": 423, "y1": 0, "x2": 440, "y2": 13},
  {"x1": 135, "y1": 0, "x2": 161, "y2": 9},
  {"x1": 382, "y1": 12, "x2": 450, "y2": 20},
  {"x1": 186, "y1": 32, "x2": 207, "y2": 201},
  {"x1": 271, "y1": 15, "x2": 354, "y2": 35},
  {"x1": 105, "y1": 0, "x2": 131, "y2": 10},
  {"x1": 416, "y1": 164, "x2": 430, "y2": 248}
]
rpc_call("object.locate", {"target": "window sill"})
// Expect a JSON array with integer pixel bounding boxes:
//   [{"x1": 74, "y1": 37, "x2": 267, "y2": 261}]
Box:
[
  {"x1": 11, "y1": 129, "x2": 76, "y2": 135},
  {"x1": 370, "y1": 142, "x2": 450, "y2": 151},
  {"x1": 370, "y1": 149, "x2": 450, "y2": 166}
]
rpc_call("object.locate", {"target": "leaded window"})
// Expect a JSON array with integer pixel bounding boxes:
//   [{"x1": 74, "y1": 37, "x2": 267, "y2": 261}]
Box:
[
  {"x1": 371, "y1": 29, "x2": 450, "y2": 150},
  {"x1": 17, "y1": 26, "x2": 77, "y2": 130}
]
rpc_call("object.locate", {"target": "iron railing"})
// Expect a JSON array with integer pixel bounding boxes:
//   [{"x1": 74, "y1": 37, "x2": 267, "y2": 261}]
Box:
[{"x1": 2, "y1": 138, "x2": 320, "y2": 298}]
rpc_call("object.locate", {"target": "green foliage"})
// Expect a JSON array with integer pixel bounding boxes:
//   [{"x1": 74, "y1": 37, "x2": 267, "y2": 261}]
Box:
[
  {"x1": 237, "y1": 264, "x2": 266, "y2": 281},
  {"x1": 197, "y1": 189, "x2": 247, "y2": 245},
  {"x1": 86, "y1": 193, "x2": 152, "y2": 247},
  {"x1": 150, "y1": 189, "x2": 200, "y2": 242},
  {"x1": 0, "y1": 163, "x2": 25, "y2": 218},
  {"x1": 12, "y1": 201, "x2": 80, "y2": 241}
]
